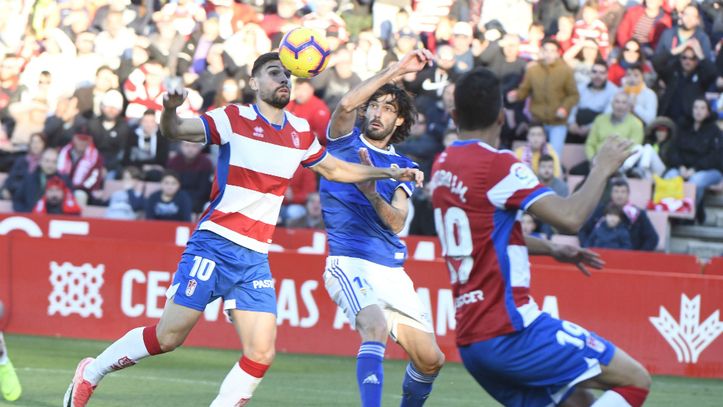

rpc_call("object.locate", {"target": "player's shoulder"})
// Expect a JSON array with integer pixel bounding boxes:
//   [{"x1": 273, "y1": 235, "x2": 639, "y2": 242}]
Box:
[{"x1": 284, "y1": 110, "x2": 311, "y2": 133}]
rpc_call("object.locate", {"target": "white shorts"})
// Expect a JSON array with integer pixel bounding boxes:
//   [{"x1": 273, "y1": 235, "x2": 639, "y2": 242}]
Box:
[{"x1": 324, "y1": 256, "x2": 433, "y2": 341}]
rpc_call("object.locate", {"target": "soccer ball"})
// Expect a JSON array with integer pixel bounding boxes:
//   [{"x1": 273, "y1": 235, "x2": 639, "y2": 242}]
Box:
[{"x1": 279, "y1": 27, "x2": 331, "y2": 78}]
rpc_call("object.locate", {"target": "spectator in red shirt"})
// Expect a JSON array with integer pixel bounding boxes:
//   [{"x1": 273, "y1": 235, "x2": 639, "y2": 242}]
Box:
[
  {"x1": 286, "y1": 78, "x2": 331, "y2": 144},
  {"x1": 616, "y1": 0, "x2": 671, "y2": 51}
]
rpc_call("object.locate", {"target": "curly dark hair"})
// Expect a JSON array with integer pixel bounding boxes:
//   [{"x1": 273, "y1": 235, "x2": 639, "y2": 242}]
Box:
[{"x1": 360, "y1": 83, "x2": 417, "y2": 145}]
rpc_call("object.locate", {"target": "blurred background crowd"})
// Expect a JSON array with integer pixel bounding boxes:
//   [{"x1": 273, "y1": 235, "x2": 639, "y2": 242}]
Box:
[{"x1": 0, "y1": 0, "x2": 721, "y2": 254}]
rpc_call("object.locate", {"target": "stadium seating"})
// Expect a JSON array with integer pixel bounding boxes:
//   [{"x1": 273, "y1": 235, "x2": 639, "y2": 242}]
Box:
[
  {"x1": 102, "y1": 179, "x2": 127, "y2": 201},
  {"x1": 627, "y1": 178, "x2": 652, "y2": 208},
  {"x1": 550, "y1": 234, "x2": 580, "y2": 247},
  {"x1": 0, "y1": 200, "x2": 11, "y2": 213},
  {"x1": 81, "y1": 205, "x2": 108, "y2": 219}
]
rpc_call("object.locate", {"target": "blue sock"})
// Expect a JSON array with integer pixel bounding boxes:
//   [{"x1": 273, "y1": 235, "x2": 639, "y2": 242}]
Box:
[
  {"x1": 357, "y1": 341, "x2": 385, "y2": 407},
  {"x1": 400, "y1": 362, "x2": 438, "y2": 407}
]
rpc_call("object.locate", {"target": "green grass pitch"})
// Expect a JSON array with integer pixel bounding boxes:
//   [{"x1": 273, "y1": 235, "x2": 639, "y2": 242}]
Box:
[{"x1": 3, "y1": 334, "x2": 722, "y2": 406}]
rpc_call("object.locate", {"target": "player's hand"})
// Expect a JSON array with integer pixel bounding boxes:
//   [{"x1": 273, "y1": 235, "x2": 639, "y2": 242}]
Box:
[
  {"x1": 592, "y1": 136, "x2": 634, "y2": 177},
  {"x1": 355, "y1": 148, "x2": 377, "y2": 197},
  {"x1": 163, "y1": 85, "x2": 188, "y2": 110},
  {"x1": 390, "y1": 165, "x2": 424, "y2": 187},
  {"x1": 395, "y1": 49, "x2": 434, "y2": 76},
  {"x1": 551, "y1": 244, "x2": 604, "y2": 277}
]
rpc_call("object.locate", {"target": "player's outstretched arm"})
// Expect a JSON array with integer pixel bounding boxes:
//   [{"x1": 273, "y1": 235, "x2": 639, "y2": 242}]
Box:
[
  {"x1": 524, "y1": 235, "x2": 604, "y2": 276},
  {"x1": 160, "y1": 87, "x2": 205, "y2": 143},
  {"x1": 528, "y1": 137, "x2": 633, "y2": 234},
  {"x1": 311, "y1": 152, "x2": 423, "y2": 186},
  {"x1": 328, "y1": 49, "x2": 433, "y2": 140}
]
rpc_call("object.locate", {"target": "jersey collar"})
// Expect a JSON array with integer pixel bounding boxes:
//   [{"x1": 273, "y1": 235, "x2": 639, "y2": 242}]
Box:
[
  {"x1": 252, "y1": 104, "x2": 286, "y2": 130},
  {"x1": 360, "y1": 134, "x2": 397, "y2": 155}
]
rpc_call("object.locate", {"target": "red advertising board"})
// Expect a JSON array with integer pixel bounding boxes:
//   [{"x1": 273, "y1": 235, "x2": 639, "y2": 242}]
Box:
[{"x1": 3, "y1": 234, "x2": 723, "y2": 378}]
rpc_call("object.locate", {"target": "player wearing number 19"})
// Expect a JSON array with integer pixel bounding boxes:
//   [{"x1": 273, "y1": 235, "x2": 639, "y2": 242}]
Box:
[
  {"x1": 430, "y1": 67, "x2": 652, "y2": 407},
  {"x1": 63, "y1": 52, "x2": 423, "y2": 407},
  {"x1": 321, "y1": 49, "x2": 444, "y2": 407}
]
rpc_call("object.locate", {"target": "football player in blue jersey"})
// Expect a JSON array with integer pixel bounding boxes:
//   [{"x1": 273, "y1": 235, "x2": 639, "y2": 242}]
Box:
[{"x1": 320, "y1": 49, "x2": 444, "y2": 407}]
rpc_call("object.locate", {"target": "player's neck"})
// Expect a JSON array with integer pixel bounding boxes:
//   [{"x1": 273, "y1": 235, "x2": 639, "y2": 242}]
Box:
[
  {"x1": 457, "y1": 128, "x2": 500, "y2": 148},
  {"x1": 254, "y1": 101, "x2": 285, "y2": 125},
  {"x1": 362, "y1": 135, "x2": 391, "y2": 151}
]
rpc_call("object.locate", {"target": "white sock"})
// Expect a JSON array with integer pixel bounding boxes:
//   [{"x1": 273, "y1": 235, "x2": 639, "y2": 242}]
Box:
[
  {"x1": 83, "y1": 327, "x2": 153, "y2": 385},
  {"x1": 592, "y1": 390, "x2": 633, "y2": 407},
  {"x1": 0, "y1": 333, "x2": 8, "y2": 365},
  {"x1": 210, "y1": 360, "x2": 265, "y2": 406}
]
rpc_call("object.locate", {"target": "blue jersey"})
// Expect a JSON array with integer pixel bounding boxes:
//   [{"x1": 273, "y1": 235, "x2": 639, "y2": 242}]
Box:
[{"x1": 320, "y1": 128, "x2": 417, "y2": 267}]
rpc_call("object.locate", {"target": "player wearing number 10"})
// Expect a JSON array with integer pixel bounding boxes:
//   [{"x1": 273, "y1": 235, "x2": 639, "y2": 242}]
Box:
[
  {"x1": 430, "y1": 68, "x2": 652, "y2": 407},
  {"x1": 63, "y1": 52, "x2": 423, "y2": 407}
]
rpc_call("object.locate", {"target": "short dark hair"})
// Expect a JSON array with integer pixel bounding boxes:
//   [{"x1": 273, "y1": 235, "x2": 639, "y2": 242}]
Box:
[
  {"x1": 252, "y1": 52, "x2": 281, "y2": 77},
  {"x1": 540, "y1": 37, "x2": 561, "y2": 50},
  {"x1": 593, "y1": 58, "x2": 608, "y2": 69},
  {"x1": 161, "y1": 169, "x2": 181, "y2": 183},
  {"x1": 454, "y1": 68, "x2": 501, "y2": 131},
  {"x1": 610, "y1": 177, "x2": 629, "y2": 190},
  {"x1": 362, "y1": 83, "x2": 417, "y2": 144},
  {"x1": 626, "y1": 62, "x2": 643, "y2": 73},
  {"x1": 123, "y1": 166, "x2": 143, "y2": 181},
  {"x1": 142, "y1": 109, "x2": 155, "y2": 117},
  {"x1": 539, "y1": 154, "x2": 554, "y2": 164}
]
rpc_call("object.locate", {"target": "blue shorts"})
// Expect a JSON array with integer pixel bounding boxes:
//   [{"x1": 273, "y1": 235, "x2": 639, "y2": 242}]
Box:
[
  {"x1": 167, "y1": 230, "x2": 276, "y2": 314},
  {"x1": 459, "y1": 313, "x2": 616, "y2": 407}
]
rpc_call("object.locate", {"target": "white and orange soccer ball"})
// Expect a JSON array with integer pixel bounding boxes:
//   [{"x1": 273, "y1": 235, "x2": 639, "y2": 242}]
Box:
[{"x1": 279, "y1": 27, "x2": 331, "y2": 78}]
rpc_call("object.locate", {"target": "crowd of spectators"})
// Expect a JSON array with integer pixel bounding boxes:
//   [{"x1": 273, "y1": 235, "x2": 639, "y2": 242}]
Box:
[{"x1": 0, "y1": 0, "x2": 721, "y2": 252}]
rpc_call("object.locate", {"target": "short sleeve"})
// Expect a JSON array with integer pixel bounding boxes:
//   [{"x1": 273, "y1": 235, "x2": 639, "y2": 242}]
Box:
[
  {"x1": 200, "y1": 106, "x2": 233, "y2": 145},
  {"x1": 301, "y1": 135, "x2": 328, "y2": 167},
  {"x1": 396, "y1": 159, "x2": 419, "y2": 197},
  {"x1": 486, "y1": 153, "x2": 554, "y2": 211},
  {"x1": 326, "y1": 126, "x2": 360, "y2": 148}
]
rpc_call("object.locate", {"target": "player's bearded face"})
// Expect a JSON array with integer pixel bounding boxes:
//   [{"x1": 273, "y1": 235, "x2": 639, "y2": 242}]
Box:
[
  {"x1": 363, "y1": 117, "x2": 395, "y2": 140},
  {"x1": 260, "y1": 83, "x2": 290, "y2": 109},
  {"x1": 257, "y1": 63, "x2": 291, "y2": 108}
]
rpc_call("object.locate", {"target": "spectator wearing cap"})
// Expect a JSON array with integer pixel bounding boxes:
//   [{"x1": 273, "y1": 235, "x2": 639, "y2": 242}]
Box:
[
  {"x1": 508, "y1": 38, "x2": 579, "y2": 157},
  {"x1": 451, "y1": 22, "x2": 475, "y2": 74},
  {"x1": 286, "y1": 78, "x2": 331, "y2": 144},
  {"x1": 653, "y1": 38, "x2": 717, "y2": 124},
  {"x1": 616, "y1": 0, "x2": 672, "y2": 51},
  {"x1": 32, "y1": 174, "x2": 81, "y2": 216},
  {"x1": 88, "y1": 89, "x2": 132, "y2": 176},
  {"x1": 73, "y1": 66, "x2": 121, "y2": 119},
  {"x1": 12, "y1": 147, "x2": 66, "y2": 212},
  {"x1": 655, "y1": 4, "x2": 713, "y2": 61},
  {"x1": 57, "y1": 126, "x2": 105, "y2": 205},
  {"x1": 145, "y1": 170, "x2": 192, "y2": 222},
  {"x1": 567, "y1": 59, "x2": 618, "y2": 141},
  {"x1": 125, "y1": 109, "x2": 170, "y2": 181},
  {"x1": 166, "y1": 141, "x2": 213, "y2": 214}
]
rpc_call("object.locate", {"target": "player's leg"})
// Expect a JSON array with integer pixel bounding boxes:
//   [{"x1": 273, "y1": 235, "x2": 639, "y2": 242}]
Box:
[
  {"x1": 0, "y1": 331, "x2": 22, "y2": 401},
  {"x1": 395, "y1": 324, "x2": 444, "y2": 407},
  {"x1": 64, "y1": 250, "x2": 211, "y2": 407},
  {"x1": 210, "y1": 310, "x2": 276, "y2": 407},
  {"x1": 324, "y1": 257, "x2": 387, "y2": 407},
  {"x1": 577, "y1": 347, "x2": 652, "y2": 407},
  {"x1": 210, "y1": 248, "x2": 278, "y2": 407}
]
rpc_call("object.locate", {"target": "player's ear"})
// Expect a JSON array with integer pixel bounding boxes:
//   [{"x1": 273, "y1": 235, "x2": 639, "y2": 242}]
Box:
[
  {"x1": 395, "y1": 116, "x2": 404, "y2": 127},
  {"x1": 249, "y1": 76, "x2": 258, "y2": 92},
  {"x1": 496, "y1": 108, "x2": 505, "y2": 127}
]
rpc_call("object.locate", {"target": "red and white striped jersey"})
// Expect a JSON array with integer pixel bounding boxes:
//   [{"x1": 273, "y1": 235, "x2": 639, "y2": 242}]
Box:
[
  {"x1": 197, "y1": 103, "x2": 327, "y2": 253},
  {"x1": 431, "y1": 139, "x2": 554, "y2": 345}
]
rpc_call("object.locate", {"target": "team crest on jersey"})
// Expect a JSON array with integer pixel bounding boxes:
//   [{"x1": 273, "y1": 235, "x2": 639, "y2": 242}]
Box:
[
  {"x1": 253, "y1": 126, "x2": 264, "y2": 138},
  {"x1": 291, "y1": 131, "x2": 300, "y2": 148},
  {"x1": 186, "y1": 279, "x2": 197, "y2": 296}
]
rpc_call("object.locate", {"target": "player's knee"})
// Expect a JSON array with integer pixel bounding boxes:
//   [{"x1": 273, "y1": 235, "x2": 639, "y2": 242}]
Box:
[
  {"x1": 156, "y1": 332, "x2": 184, "y2": 353},
  {"x1": 630, "y1": 364, "x2": 652, "y2": 389},
  {"x1": 415, "y1": 349, "x2": 445, "y2": 375},
  {"x1": 244, "y1": 348, "x2": 275, "y2": 366},
  {"x1": 358, "y1": 320, "x2": 388, "y2": 342}
]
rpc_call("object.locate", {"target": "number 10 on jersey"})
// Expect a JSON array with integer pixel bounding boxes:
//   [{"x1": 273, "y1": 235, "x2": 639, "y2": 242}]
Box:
[{"x1": 434, "y1": 207, "x2": 473, "y2": 284}]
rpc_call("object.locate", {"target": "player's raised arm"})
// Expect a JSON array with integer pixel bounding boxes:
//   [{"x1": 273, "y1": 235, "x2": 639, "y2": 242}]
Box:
[
  {"x1": 160, "y1": 86, "x2": 206, "y2": 143},
  {"x1": 328, "y1": 49, "x2": 433, "y2": 140},
  {"x1": 527, "y1": 136, "x2": 633, "y2": 234},
  {"x1": 311, "y1": 152, "x2": 423, "y2": 186}
]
